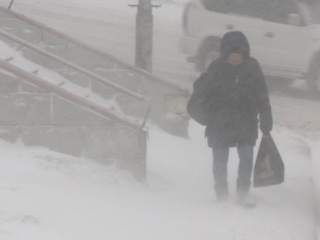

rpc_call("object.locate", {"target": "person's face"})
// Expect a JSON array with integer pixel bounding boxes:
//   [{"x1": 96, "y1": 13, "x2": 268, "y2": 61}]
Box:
[{"x1": 227, "y1": 52, "x2": 243, "y2": 66}]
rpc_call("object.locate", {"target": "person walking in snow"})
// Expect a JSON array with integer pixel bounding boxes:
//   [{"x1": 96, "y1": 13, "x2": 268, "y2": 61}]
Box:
[{"x1": 200, "y1": 31, "x2": 273, "y2": 204}]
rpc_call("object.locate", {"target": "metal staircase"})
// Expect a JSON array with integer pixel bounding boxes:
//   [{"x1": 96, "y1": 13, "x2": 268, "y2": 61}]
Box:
[
  {"x1": 0, "y1": 6, "x2": 190, "y2": 180},
  {"x1": 0, "y1": 42, "x2": 149, "y2": 180}
]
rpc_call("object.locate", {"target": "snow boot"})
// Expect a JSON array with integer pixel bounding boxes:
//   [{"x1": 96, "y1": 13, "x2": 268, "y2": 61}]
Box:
[
  {"x1": 236, "y1": 179, "x2": 255, "y2": 207},
  {"x1": 237, "y1": 193, "x2": 256, "y2": 208},
  {"x1": 214, "y1": 181, "x2": 229, "y2": 201}
]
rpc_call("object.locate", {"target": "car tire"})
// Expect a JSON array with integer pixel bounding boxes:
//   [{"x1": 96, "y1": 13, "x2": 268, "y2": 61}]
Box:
[
  {"x1": 197, "y1": 38, "x2": 220, "y2": 72},
  {"x1": 307, "y1": 58, "x2": 320, "y2": 95},
  {"x1": 203, "y1": 51, "x2": 219, "y2": 71}
]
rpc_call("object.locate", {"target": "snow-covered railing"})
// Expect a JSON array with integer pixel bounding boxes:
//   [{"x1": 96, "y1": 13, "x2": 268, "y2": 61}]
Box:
[
  {"x1": 0, "y1": 7, "x2": 188, "y2": 93},
  {"x1": 0, "y1": 59, "x2": 146, "y2": 131},
  {"x1": 0, "y1": 29, "x2": 151, "y2": 129},
  {"x1": 0, "y1": 58, "x2": 148, "y2": 180},
  {"x1": 0, "y1": 6, "x2": 190, "y2": 136}
]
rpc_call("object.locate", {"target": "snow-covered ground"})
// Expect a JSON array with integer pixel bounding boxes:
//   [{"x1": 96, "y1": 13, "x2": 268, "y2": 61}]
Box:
[
  {"x1": 0, "y1": 122, "x2": 315, "y2": 240},
  {"x1": 0, "y1": 0, "x2": 319, "y2": 239}
]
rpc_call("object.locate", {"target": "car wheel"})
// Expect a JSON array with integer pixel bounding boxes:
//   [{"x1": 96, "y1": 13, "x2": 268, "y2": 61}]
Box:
[
  {"x1": 197, "y1": 38, "x2": 220, "y2": 72},
  {"x1": 313, "y1": 70, "x2": 320, "y2": 94},
  {"x1": 307, "y1": 59, "x2": 320, "y2": 94},
  {"x1": 203, "y1": 51, "x2": 219, "y2": 71},
  {"x1": 313, "y1": 71, "x2": 320, "y2": 91}
]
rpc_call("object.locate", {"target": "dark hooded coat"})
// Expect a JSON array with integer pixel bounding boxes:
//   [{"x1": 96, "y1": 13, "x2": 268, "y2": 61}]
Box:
[{"x1": 203, "y1": 31, "x2": 273, "y2": 148}]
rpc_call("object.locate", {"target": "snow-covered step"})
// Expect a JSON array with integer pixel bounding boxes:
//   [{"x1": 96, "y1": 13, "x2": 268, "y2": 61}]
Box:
[{"x1": 0, "y1": 58, "x2": 148, "y2": 180}]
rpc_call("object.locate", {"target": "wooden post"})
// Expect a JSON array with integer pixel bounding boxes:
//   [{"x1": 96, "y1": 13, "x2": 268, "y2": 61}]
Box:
[
  {"x1": 128, "y1": 0, "x2": 162, "y2": 73},
  {"x1": 135, "y1": 0, "x2": 153, "y2": 73}
]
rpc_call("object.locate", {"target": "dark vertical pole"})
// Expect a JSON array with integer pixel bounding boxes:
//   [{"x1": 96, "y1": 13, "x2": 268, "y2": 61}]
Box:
[
  {"x1": 8, "y1": 0, "x2": 15, "y2": 10},
  {"x1": 135, "y1": 0, "x2": 153, "y2": 73}
]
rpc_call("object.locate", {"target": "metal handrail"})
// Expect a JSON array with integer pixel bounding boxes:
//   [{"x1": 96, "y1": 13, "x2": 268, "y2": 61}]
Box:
[
  {"x1": 0, "y1": 59, "x2": 147, "y2": 131},
  {"x1": 0, "y1": 29, "x2": 151, "y2": 129},
  {"x1": 0, "y1": 6, "x2": 190, "y2": 96},
  {"x1": 0, "y1": 30, "x2": 145, "y2": 101}
]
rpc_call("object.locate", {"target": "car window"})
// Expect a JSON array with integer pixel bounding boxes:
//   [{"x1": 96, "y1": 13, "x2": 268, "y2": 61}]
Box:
[
  {"x1": 260, "y1": 0, "x2": 301, "y2": 24},
  {"x1": 229, "y1": 0, "x2": 263, "y2": 18},
  {"x1": 202, "y1": 0, "x2": 234, "y2": 13},
  {"x1": 202, "y1": 0, "x2": 267, "y2": 19},
  {"x1": 202, "y1": 0, "x2": 302, "y2": 25}
]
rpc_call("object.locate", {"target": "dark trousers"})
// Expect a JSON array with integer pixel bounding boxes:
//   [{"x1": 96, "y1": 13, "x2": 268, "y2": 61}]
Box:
[{"x1": 212, "y1": 145, "x2": 254, "y2": 199}]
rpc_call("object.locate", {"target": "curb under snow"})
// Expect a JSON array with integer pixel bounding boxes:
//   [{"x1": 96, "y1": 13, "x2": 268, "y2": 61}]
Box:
[{"x1": 290, "y1": 135, "x2": 319, "y2": 240}]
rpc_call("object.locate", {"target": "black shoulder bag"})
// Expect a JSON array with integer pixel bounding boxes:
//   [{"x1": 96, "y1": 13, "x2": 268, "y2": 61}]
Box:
[{"x1": 187, "y1": 72, "x2": 215, "y2": 126}]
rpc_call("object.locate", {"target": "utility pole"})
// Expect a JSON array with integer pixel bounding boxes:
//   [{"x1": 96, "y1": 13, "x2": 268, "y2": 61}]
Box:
[{"x1": 129, "y1": 0, "x2": 161, "y2": 73}]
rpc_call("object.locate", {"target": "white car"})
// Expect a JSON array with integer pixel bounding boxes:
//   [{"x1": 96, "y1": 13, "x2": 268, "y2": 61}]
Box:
[{"x1": 180, "y1": 0, "x2": 320, "y2": 92}]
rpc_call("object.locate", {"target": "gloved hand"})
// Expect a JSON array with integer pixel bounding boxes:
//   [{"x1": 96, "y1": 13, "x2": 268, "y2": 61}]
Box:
[
  {"x1": 260, "y1": 108, "x2": 273, "y2": 138},
  {"x1": 262, "y1": 131, "x2": 271, "y2": 138},
  {"x1": 260, "y1": 124, "x2": 271, "y2": 137}
]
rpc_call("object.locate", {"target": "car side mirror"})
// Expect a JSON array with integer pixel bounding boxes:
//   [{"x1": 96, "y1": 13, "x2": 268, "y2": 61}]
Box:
[{"x1": 288, "y1": 13, "x2": 302, "y2": 26}]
